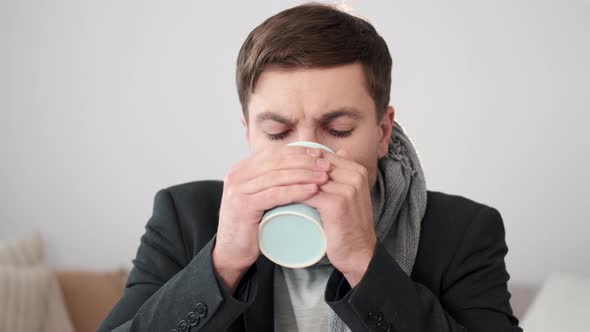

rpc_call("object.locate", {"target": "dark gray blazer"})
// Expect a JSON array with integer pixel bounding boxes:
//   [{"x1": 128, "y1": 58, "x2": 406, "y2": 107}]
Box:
[{"x1": 98, "y1": 180, "x2": 522, "y2": 331}]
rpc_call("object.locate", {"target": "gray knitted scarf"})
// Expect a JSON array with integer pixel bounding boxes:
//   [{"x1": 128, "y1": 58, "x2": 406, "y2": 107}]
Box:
[{"x1": 320, "y1": 120, "x2": 428, "y2": 331}]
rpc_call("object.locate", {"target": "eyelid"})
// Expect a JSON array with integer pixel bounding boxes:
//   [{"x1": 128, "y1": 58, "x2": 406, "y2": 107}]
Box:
[
  {"x1": 265, "y1": 127, "x2": 354, "y2": 141},
  {"x1": 327, "y1": 126, "x2": 353, "y2": 131},
  {"x1": 265, "y1": 129, "x2": 291, "y2": 141},
  {"x1": 326, "y1": 128, "x2": 353, "y2": 138}
]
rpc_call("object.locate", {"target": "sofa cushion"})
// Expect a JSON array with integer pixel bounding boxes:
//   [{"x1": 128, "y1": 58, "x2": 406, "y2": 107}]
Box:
[
  {"x1": 0, "y1": 231, "x2": 74, "y2": 332},
  {"x1": 508, "y1": 282, "x2": 539, "y2": 320},
  {"x1": 522, "y1": 274, "x2": 590, "y2": 332},
  {"x1": 0, "y1": 265, "x2": 51, "y2": 332},
  {"x1": 56, "y1": 269, "x2": 128, "y2": 332},
  {"x1": 0, "y1": 231, "x2": 44, "y2": 266}
]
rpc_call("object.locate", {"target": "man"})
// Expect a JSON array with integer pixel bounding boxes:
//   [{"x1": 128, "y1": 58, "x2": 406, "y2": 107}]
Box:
[{"x1": 99, "y1": 3, "x2": 522, "y2": 331}]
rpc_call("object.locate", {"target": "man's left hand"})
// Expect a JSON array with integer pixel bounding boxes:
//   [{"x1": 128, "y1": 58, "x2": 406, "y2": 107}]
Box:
[{"x1": 303, "y1": 148, "x2": 377, "y2": 288}]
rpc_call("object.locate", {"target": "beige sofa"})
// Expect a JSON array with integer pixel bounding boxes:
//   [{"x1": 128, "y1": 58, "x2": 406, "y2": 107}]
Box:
[
  {"x1": 56, "y1": 272, "x2": 537, "y2": 332},
  {"x1": 1, "y1": 232, "x2": 536, "y2": 331},
  {"x1": 509, "y1": 283, "x2": 539, "y2": 321},
  {"x1": 55, "y1": 269, "x2": 127, "y2": 332}
]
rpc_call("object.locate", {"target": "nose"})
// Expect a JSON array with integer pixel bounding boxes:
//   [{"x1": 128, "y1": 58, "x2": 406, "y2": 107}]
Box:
[
  {"x1": 293, "y1": 127, "x2": 319, "y2": 144},
  {"x1": 290, "y1": 128, "x2": 338, "y2": 153}
]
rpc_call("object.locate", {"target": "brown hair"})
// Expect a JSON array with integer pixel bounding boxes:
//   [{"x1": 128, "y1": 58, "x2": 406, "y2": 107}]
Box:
[{"x1": 236, "y1": 2, "x2": 392, "y2": 124}]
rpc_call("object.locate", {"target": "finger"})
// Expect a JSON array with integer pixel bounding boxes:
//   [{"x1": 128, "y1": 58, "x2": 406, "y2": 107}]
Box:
[
  {"x1": 318, "y1": 180, "x2": 356, "y2": 197},
  {"x1": 228, "y1": 146, "x2": 310, "y2": 179},
  {"x1": 251, "y1": 145, "x2": 311, "y2": 163},
  {"x1": 327, "y1": 166, "x2": 370, "y2": 188},
  {"x1": 235, "y1": 149, "x2": 324, "y2": 182},
  {"x1": 240, "y1": 168, "x2": 328, "y2": 195},
  {"x1": 322, "y1": 148, "x2": 367, "y2": 176},
  {"x1": 249, "y1": 183, "x2": 320, "y2": 212},
  {"x1": 300, "y1": 187, "x2": 338, "y2": 217}
]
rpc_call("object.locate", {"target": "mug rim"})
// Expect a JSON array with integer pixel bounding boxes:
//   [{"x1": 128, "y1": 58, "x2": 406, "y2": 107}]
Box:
[{"x1": 286, "y1": 141, "x2": 335, "y2": 153}]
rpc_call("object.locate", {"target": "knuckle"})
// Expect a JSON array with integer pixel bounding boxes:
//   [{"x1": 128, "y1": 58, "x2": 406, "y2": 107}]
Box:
[
  {"x1": 225, "y1": 186, "x2": 235, "y2": 197},
  {"x1": 223, "y1": 173, "x2": 231, "y2": 183},
  {"x1": 224, "y1": 170, "x2": 237, "y2": 183},
  {"x1": 343, "y1": 185, "x2": 356, "y2": 198},
  {"x1": 335, "y1": 194, "x2": 348, "y2": 207},
  {"x1": 226, "y1": 160, "x2": 245, "y2": 179},
  {"x1": 358, "y1": 166, "x2": 368, "y2": 178},
  {"x1": 228, "y1": 192, "x2": 243, "y2": 208},
  {"x1": 352, "y1": 172, "x2": 364, "y2": 187}
]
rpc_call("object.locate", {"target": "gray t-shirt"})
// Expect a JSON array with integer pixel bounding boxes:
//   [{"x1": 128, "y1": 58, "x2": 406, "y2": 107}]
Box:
[{"x1": 273, "y1": 264, "x2": 337, "y2": 331}]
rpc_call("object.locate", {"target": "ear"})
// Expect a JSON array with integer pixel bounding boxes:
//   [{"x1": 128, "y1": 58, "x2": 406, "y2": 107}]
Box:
[
  {"x1": 240, "y1": 112, "x2": 250, "y2": 145},
  {"x1": 377, "y1": 106, "x2": 395, "y2": 158}
]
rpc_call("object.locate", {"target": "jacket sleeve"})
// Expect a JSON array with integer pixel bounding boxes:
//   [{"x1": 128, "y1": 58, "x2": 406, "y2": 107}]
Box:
[
  {"x1": 97, "y1": 188, "x2": 257, "y2": 332},
  {"x1": 324, "y1": 206, "x2": 523, "y2": 332}
]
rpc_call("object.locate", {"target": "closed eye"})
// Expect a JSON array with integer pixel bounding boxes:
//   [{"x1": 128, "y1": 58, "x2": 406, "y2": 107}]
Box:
[{"x1": 265, "y1": 128, "x2": 354, "y2": 141}]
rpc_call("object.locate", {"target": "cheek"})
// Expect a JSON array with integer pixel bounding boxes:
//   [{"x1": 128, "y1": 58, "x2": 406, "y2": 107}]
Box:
[
  {"x1": 345, "y1": 137, "x2": 379, "y2": 166},
  {"x1": 366, "y1": 162, "x2": 379, "y2": 190},
  {"x1": 343, "y1": 149, "x2": 378, "y2": 187},
  {"x1": 248, "y1": 134, "x2": 277, "y2": 155},
  {"x1": 348, "y1": 143, "x2": 380, "y2": 188},
  {"x1": 358, "y1": 155, "x2": 378, "y2": 187}
]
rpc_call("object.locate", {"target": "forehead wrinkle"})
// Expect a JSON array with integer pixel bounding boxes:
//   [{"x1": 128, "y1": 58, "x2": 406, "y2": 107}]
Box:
[{"x1": 255, "y1": 107, "x2": 363, "y2": 127}]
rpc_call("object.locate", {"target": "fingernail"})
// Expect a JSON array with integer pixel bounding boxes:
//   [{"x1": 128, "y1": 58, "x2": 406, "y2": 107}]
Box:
[
  {"x1": 307, "y1": 148, "x2": 320, "y2": 157},
  {"x1": 316, "y1": 158, "x2": 329, "y2": 170}
]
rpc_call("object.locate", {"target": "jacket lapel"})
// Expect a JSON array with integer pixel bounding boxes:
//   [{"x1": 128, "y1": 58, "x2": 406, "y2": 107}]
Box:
[{"x1": 243, "y1": 254, "x2": 276, "y2": 332}]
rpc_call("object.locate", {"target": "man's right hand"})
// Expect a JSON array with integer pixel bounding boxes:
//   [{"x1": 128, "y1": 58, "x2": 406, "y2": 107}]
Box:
[{"x1": 212, "y1": 145, "x2": 331, "y2": 293}]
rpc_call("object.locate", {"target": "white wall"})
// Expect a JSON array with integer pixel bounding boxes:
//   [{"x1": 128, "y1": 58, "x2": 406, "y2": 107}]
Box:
[{"x1": 1, "y1": 0, "x2": 588, "y2": 285}]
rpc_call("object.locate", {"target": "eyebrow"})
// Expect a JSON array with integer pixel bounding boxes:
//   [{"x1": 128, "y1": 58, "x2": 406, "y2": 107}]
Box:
[{"x1": 255, "y1": 107, "x2": 363, "y2": 127}]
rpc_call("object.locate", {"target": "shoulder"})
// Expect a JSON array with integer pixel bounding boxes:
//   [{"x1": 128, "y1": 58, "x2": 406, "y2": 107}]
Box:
[
  {"x1": 154, "y1": 179, "x2": 224, "y2": 229},
  {"x1": 163, "y1": 179, "x2": 224, "y2": 202},
  {"x1": 413, "y1": 190, "x2": 507, "y2": 284},
  {"x1": 423, "y1": 190, "x2": 503, "y2": 234},
  {"x1": 425, "y1": 190, "x2": 499, "y2": 218},
  {"x1": 153, "y1": 180, "x2": 224, "y2": 256},
  {"x1": 161, "y1": 179, "x2": 225, "y2": 219}
]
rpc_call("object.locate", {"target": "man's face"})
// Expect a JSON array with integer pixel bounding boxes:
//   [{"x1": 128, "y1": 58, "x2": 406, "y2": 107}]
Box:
[{"x1": 241, "y1": 62, "x2": 394, "y2": 190}]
